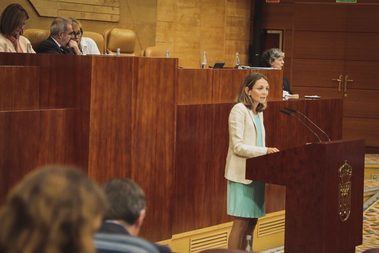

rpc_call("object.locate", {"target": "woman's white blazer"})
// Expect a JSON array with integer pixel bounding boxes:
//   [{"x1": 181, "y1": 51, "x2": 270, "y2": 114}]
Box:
[{"x1": 224, "y1": 103, "x2": 268, "y2": 184}]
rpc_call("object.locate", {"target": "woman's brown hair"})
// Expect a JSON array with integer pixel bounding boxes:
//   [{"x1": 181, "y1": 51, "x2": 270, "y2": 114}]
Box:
[
  {"x1": 0, "y1": 165, "x2": 107, "y2": 253},
  {"x1": 237, "y1": 72, "x2": 268, "y2": 112},
  {"x1": 0, "y1": 3, "x2": 29, "y2": 36}
]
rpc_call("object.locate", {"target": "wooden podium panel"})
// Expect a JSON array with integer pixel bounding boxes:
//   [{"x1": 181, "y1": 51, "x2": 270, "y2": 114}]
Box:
[
  {"x1": 0, "y1": 54, "x2": 177, "y2": 241},
  {"x1": 0, "y1": 53, "x2": 92, "y2": 108},
  {"x1": 0, "y1": 66, "x2": 39, "y2": 110},
  {"x1": 0, "y1": 109, "x2": 80, "y2": 201},
  {"x1": 212, "y1": 68, "x2": 283, "y2": 103},
  {"x1": 246, "y1": 140, "x2": 364, "y2": 253},
  {"x1": 177, "y1": 68, "x2": 283, "y2": 105}
]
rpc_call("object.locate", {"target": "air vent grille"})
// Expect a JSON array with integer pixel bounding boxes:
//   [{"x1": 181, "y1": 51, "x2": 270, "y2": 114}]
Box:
[
  {"x1": 189, "y1": 231, "x2": 228, "y2": 253},
  {"x1": 257, "y1": 216, "x2": 285, "y2": 237}
]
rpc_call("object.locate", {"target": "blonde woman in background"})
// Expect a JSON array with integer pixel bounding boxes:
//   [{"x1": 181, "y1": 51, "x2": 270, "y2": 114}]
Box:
[
  {"x1": 69, "y1": 18, "x2": 100, "y2": 55},
  {"x1": 0, "y1": 165, "x2": 107, "y2": 253}
]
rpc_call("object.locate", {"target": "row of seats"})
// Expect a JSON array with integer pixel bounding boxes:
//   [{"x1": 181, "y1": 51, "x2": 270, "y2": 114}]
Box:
[{"x1": 23, "y1": 28, "x2": 166, "y2": 57}]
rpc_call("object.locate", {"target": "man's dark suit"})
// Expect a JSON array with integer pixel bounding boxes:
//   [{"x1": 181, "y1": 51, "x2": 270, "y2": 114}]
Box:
[
  {"x1": 98, "y1": 221, "x2": 171, "y2": 253},
  {"x1": 35, "y1": 37, "x2": 74, "y2": 54}
]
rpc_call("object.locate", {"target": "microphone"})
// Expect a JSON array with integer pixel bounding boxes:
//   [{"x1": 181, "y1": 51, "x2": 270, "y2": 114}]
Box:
[
  {"x1": 284, "y1": 107, "x2": 331, "y2": 142},
  {"x1": 280, "y1": 109, "x2": 322, "y2": 143}
]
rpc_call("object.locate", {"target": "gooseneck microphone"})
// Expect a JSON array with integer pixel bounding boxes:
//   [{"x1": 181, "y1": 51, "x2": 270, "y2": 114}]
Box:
[
  {"x1": 284, "y1": 107, "x2": 331, "y2": 142},
  {"x1": 280, "y1": 109, "x2": 322, "y2": 143}
]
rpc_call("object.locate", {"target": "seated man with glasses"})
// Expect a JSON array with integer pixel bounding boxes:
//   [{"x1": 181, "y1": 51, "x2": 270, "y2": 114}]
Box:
[
  {"x1": 69, "y1": 18, "x2": 100, "y2": 55},
  {"x1": 36, "y1": 17, "x2": 81, "y2": 55}
]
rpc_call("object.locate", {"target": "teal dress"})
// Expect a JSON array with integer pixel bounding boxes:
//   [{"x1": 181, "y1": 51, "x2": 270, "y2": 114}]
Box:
[{"x1": 227, "y1": 114, "x2": 265, "y2": 218}]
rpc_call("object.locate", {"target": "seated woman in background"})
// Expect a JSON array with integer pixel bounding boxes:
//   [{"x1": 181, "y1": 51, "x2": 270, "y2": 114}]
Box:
[
  {"x1": 0, "y1": 3, "x2": 35, "y2": 53},
  {"x1": 261, "y1": 48, "x2": 291, "y2": 95},
  {"x1": 69, "y1": 18, "x2": 100, "y2": 55},
  {"x1": 0, "y1": 165, "x2": 107, "y2": 253}
]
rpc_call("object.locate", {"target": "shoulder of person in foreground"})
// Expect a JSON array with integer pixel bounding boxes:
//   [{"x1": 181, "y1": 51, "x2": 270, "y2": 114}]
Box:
[{"x1": 94, "y1": 232, "x2": 160, "y2": 253}]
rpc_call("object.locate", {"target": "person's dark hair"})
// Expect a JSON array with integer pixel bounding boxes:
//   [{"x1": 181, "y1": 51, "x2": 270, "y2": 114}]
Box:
[
  {"x1": 0, "y1": 3, "x2": 29, "y2": 35},
  {"x1": 0, "y1": 165, "x2": 107, "y2": 253},
  {"x1": 237, "y1": 73, "x2": 268, "y2": 112},
  {"x1": 260, "y1": 48, "x2": 284, "y2": 67},
  {"x1": 103, "y1": 178, "x2": 146, "y2": 225}
]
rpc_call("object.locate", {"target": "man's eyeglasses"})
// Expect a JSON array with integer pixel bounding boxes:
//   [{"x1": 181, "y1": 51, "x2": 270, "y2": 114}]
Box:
[{"x1": 69, "y1": 31, "x2": 82, "y2": 38}]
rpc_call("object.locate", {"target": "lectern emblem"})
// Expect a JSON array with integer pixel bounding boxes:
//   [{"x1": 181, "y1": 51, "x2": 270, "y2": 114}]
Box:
[{"x1": 338, "y1": 160, "x2": 352, "y2": 222}]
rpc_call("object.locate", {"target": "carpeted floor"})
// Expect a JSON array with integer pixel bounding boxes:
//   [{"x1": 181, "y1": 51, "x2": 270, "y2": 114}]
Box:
[
  {"x1": 365, "y1": 154, "x2": 379, "y2": 166},
  {"x1": 261, "y1": 154, "x2": 379, "y2": 253},
  {"x1": 356, "y1": 198, "x2": 379, "y2": 252}
]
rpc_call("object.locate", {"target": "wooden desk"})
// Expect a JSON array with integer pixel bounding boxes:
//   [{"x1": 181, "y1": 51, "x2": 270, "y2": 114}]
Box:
[{"x1": 0, "y1": 53, "x2": 344, "y2": 242}]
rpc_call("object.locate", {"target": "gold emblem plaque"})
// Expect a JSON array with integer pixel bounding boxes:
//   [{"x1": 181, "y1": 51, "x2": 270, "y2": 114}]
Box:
[{"x1": 338, "y1": 160, "x2": 352, "y2": 222}]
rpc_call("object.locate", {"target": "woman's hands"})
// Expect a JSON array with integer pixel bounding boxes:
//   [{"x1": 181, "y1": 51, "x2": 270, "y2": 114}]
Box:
[
  {"x1": 68, "y1": 39, "x2": 82, "y2": 55},
  {"x1": 267, "y1": 147, "x2": 279, "y2": 154}
]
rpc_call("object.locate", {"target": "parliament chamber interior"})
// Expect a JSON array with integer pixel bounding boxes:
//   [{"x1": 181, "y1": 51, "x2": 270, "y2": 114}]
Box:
[{"x1": 0, "y1": 0, "x2": 378, "y2": 253}]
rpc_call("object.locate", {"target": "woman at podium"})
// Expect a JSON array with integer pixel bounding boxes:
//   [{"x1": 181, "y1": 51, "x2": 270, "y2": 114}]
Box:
[{"x1": 225, "y1": 73, "x2": 279, "y2": 250}]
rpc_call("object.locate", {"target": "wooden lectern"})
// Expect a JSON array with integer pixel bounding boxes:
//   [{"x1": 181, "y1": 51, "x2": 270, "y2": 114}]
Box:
[{"x1": 246, "y1": 139, "x2": 365, "y2": 253}]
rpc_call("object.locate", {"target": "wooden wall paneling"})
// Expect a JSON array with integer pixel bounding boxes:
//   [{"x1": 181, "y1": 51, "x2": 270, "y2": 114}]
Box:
[
  {"x1": 174, "y1": 104, "x2": 215, "y2": 234},
  {"x1": 284, "y1": 56, "x2": 292, "y2": 84},
  {"x1": 170, "y1": 0, "x2": 201, "y2": 68},
  {"x1": 0, "y1": 53, "x2": 92, "y2": 109},
  {"x1": 224, "y1": 40, "x2": 249, "y2": 67},
  {"x1": 36, "y1": 109, "x2": 80, "y2": 166},
  {"x1": 346, "y1": 4, "x2": 379, "y2": 33},
  {"x1": 131, "y1": 57, "x2": 177, "y2": 241},
  {"x1": 225, "y1": 0, "x2": 251, "y2": 66},
  {"x1": 293, "y1": 3, "x2": 347, "y2": 32},
  {"x1": 293, "y1": 31, "x2": 346, "y2": 59},
  {"x1": 200, "y1": 0, "x2": 226, "y2": 66},
  {"x1": 174, "y1": 23, "x2": 201, "y2": 68},
  {"x1": 0, "y1": 66, "x2": 39, "y2": 110},
  {"x1": 212, "y1": 69, "x2": 282, "y2": 103},
  {"x1": 304, "y1": 99, "x2": 343, "y2": 141},
  {"x1": 343, "y1": 117, "x2": 379, "y2": 147},
  {"x1": 292, "y1": 87, "x2": 341, "y2": 99},
  {"x1": 211, "y1": 103, "x2": 234, "y2": 224},
  {"x1": 265, "y1": 100, "x2": 307, "y2": 150},
  {"x1": 259, "y1": 101, "x2": 292, "y2": 213},
  {"x1": 344, "y1": 61, "x2": 379, "y2": 90},
  {"x1": 264, "y1": 99, "x2": 343, "y2": 212},
  {"x1": 28, "y1": 0, "x2": 120, "y2": 22},
  {"x1": 0, "y1": 109, "x2": 79, "y2": 203},
  {"x1": 156, "y1": 0, "x2": 251, "y2": 68},
  {"x1": 343, "y1": 90, "x2": 379, "y2": 119},
  {"x1": 87, "y1": 56, "x2": 134, "y2": 182},
  {"x1": 265, "y1": 99, "x2": 342, "y2": 148},
  {"x1": 291, "y1": 59, "x2": 345, "y2": 89},
  {"x1": 72, "y1": 56, "x2": 93, "y2": 171},
  {"x1": 177, "y1": 69, "x2": 213, "y2": 105},
  {"x1": 345, "y1": 33, "x2": 379, "y2": 61},
  {"x1": 265, "y1": 184, "x2": 286, "y2": 213},
  {"x1": 262, "y1": 3, "x2": 294, "y2": 30},
  {"x1": 283, "y1": 30, "x2": 293, "y2": 57},
  {"x1": 212, "y1": 69, "x2": 250, "y2": 103}
]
